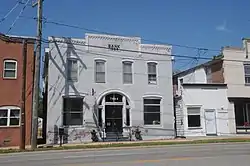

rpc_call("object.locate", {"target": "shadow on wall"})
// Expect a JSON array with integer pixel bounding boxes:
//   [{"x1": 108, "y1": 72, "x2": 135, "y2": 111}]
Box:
[
  {"x1": 47, "y1": 125, "x2": 59, "y2": 145},
  {"x1": 48, "y1": 37, "x2": 89, "y2": 126},
  {"x1": 49, "y1": 37, "x2": 87, "y2": 108}
]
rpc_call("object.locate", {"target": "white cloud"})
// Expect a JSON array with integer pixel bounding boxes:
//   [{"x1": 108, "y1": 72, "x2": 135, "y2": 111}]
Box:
[{"x1": 216, "y1": 20, "x2": 231, "y2": 32}]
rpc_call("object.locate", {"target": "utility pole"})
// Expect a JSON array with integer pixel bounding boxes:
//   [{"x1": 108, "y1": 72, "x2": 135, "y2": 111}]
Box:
[
  {"x1": 20, "y1": 39, "x2": 27, "y2": 150},
  {"x1": 31, "y1": 0, "x2": 43, "y2": 150}
]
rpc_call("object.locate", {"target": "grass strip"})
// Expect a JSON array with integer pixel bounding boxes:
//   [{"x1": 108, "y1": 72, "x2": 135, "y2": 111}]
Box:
[{"x1": 1, "y1": 138, "x2": 250, "y2": 154}]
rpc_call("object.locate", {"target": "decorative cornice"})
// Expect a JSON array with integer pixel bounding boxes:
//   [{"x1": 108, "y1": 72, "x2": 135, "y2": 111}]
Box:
[
  {"x1": 140, "y1": 44, "x2": 172, "y2": 54},
  {"x1": 48, "y1": 36, "x2": 86, "y2": 45},
  {"x1": 86, "y1": 33, "x2": 141, "y2": 44}
]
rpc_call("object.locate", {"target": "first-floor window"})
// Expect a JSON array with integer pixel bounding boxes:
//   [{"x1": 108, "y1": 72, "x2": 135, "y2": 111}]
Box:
[
  {"x1": 187, "y1": 107, "x2": 201, "y2": 128},
  {"x1": 143, "y1": 98, "x2": 161, "y2": 125},
  {"x1": 0, "y1": 106, "x2": 20, "y2": 126},
  {"x1": 63, "y1": 97, "x2": 84, "y2": 126}
]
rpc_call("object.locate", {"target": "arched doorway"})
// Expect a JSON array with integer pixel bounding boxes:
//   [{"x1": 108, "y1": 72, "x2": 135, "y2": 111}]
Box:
[{"x1": 98, "y1": 92, "x2": 130, "y2": 135}]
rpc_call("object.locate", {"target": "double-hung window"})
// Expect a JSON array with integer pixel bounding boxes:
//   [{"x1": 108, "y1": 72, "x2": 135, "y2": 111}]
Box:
[
  {"x1": 123, "y1": 61, "x2": 133, "y2": 84},
  {"x1": 63, "y1": 97, "x2": 84, "y2": 126},
  {"x1": 244, "y1": 63, "x2": 250, "y2": 84},
  {"x1": 3, "y1": 60, "x2": 17, "y2": 79},
  {"x1": 95, "y1": 60, "x2": 106, "y2": 83},
  {"x1": 143, "y1": 98, "x2": 161, "y2": 125},
  {"x1": 147, "y1": 62, "x2": 157, "y2": 84},
  {"x1": 67, "y1": 58, "x2": 78, "y2": 82},
  {"x1": 187, "y1": 107, "x2": 201, "y2": 128}
]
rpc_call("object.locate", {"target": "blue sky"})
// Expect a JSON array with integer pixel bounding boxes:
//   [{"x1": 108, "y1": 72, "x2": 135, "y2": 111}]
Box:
[{"x1": 1, "y1": 0, "x2": 250, "y2": 71}]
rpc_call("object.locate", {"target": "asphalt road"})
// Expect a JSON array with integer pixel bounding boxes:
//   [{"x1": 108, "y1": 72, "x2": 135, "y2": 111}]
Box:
[{"x1": 0, "y1": 143, "x2": 250, "y2": 166}]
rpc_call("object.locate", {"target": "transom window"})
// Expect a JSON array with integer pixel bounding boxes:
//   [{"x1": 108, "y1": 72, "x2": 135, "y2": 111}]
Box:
[
  {"x1": 187, "y1": 107, "x2": 201, "y2": 128},
  {"x1": 3, "y1": 60, "x2": 17, "y2": 79},
  {"x1": 95, "y1": 60, "x2": 106, "y2": 83},
  {"x1": 67, "y1": 58, "x2": 78, "y2": 82},
  {"x1": 143, "y1": 98, "x2": 161, "y2": 125},
  {"x1": 63, "y1": 97, "x2": 84, "y2": 126},
  {"x1": 123, "y1": 61, "x2": 133, "y2": 84},
  {"x1": 147, "y1": 62, "x2": 157, "y2": 84},
  {"x1": 244, "y1": 64, "x2": 250, "y2": 84},
  {"x1": 105, "y1": 93, "x2": 123, "y2": 102},
  {"x1": 0, "y1": 106, "x2": 20, "y2": 126}
]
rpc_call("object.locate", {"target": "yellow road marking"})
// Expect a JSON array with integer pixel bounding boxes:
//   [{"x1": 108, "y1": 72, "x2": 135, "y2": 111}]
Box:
[
  {"x1": 135, "y1": 159, "x2": 161, "y2": 163},
  {"x1": 169, "y1": 157, "x2": 193, "y2": 161}
]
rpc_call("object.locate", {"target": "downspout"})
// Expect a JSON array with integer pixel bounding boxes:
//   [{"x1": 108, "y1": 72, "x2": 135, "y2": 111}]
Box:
[{"x1": 173, "y1": 96, "x2": 177, "y2": 138}]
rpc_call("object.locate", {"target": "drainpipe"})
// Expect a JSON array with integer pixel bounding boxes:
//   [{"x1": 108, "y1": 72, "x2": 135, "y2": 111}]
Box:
[{"x1": 173, "y1": 96, "x2": 177, "y2": 138}]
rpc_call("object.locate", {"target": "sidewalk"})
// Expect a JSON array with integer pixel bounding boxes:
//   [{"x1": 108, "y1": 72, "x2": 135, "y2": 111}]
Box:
[{"x1": 1, "y1": 135, "x2": 250, "y2": 150}]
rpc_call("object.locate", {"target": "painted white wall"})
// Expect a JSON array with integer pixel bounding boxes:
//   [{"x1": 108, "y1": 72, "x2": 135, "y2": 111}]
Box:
[
  {"x1": 181, "y1": 85, "x2": 230, "y2": 137},
  {"x1": 46, "y1": 33, "x2": 175, "y2": 144},
  {"x1": 176, "y1": 67, "x2": 207, "y2": 96},
  {"x1": 223, "y1": 46, "x2": 250, "y2": 98}
]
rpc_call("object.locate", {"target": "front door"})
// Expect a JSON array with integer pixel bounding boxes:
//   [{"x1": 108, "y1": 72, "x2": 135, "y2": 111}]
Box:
[
  {"x1": 105, "y1": 105, "x2": 123, "y2": 133},
  {"x1": 205, "y1": 109, "x2": 217, "y2": 135}
]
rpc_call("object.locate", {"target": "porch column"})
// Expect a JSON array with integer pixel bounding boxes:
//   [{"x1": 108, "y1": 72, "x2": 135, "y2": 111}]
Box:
[
  {"x1": 122, "y1": 96, "x2": 126, "y2": 133},
  {"x1": 101, "y1": 97, "x2": 106, "y2": 138}
]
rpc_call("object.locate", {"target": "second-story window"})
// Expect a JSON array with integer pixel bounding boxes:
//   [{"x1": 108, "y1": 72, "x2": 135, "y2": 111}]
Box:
[
  {"x1": 95, "y1": 60, "x2": 106, "y2": 83},
  {"x1": 244, "y1": 64, "x2": 250, "y2": 84},
  {"x1": 67, "y1": 58, "x2": 78, "y2": 82},
  {"x1": 3, "y1": 60, "x2": 17, "y2": 79},
  {"x1": 123, "y1": 61, "x2": 133, "y2": 84},
  {"x1": 147, "y1": 62, "x2": 157, "y2": 84}
]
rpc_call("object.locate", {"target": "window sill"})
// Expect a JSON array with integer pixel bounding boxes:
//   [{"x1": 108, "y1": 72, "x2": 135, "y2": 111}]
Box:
[
  {"x1": 62, "y1": 125, "x2": 85, "y2": 128},
  {"x1": 245, "y1": 83, "x2": 250, "y2": 86},
  {"x1": 188, "y1": 127, "x2": 202, "y2": 130},
  {"x1": 3, "y1": 77, "x2": 17, "y2": 80},
  {"x1": 123, "y1": 83, "x2": 133, "y2": 85},
  {"x1": 144, "y1": 125, "x2": 163, "y2": 128},
  {"x1": 0, "y1": 125, "x2": 20, "y2": 128},
  {"x1": 148, "y1": 84, "x2": 158, "y2": 86}
]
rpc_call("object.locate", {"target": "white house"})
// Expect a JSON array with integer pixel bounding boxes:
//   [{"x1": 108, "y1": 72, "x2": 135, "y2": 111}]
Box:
[
  {"x1": 173, "y1": 60, "x2": 232, "y2": 137},
  {"x1": 46, "y1": 33, "x2": 174, "y2": 144}
]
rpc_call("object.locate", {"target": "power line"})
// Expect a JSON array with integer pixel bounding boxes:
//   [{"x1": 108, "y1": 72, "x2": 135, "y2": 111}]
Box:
[
  {"x1": 0, "y1": 1, "x2": 20, "y2": 24},
  {"x1": 17, "y1": 0, "x2": 33, "y2": 7},
  {"x1": 15, "y1": 15, "x2": 221, "y2": 52},
  {"x1": 43, "y1": 20, "x2": 220, "y2": 52},
  {"x1": 17, "y1": 15, "x2": 221, "y2": 52},
  {"x1": 43, "y1": 37, "x2": 250, "y2": 64},
  {"x1": 42, "y1": 37, "x2": 213, "y2": 61},
  {"x1": 7, "y1": 0, "x2": 31, "y2": 34}
]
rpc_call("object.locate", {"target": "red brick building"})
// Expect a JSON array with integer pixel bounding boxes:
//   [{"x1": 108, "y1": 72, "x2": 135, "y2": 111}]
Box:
[{"x1": 0, "y1": 34, "x2": 35, "y2": 147}]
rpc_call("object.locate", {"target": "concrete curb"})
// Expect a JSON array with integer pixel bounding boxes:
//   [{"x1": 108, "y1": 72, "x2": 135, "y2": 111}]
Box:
[{"x1": 1, "y1": 137, "x2": 250, "y2": 151}]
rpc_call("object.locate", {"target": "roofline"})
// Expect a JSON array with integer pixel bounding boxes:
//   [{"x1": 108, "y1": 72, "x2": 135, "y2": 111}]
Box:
[
  {"x1": 174, "y1": 58, "x2": 223, "y2": 77},
  {"x1": 222, "y1": 46, "x2": 243, "y2": 51},
  {"x1": 182, "y1": 83, "x2": 227, "y2": 88},
  {"x1": 0, "y1": 33, "x2": 36, "y2": 44}
]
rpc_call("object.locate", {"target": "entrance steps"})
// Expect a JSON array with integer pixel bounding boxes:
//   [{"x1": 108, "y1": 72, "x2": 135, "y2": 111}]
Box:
[{"x1": 103, "y1": 132, "x2": 130, "y2": 142}]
